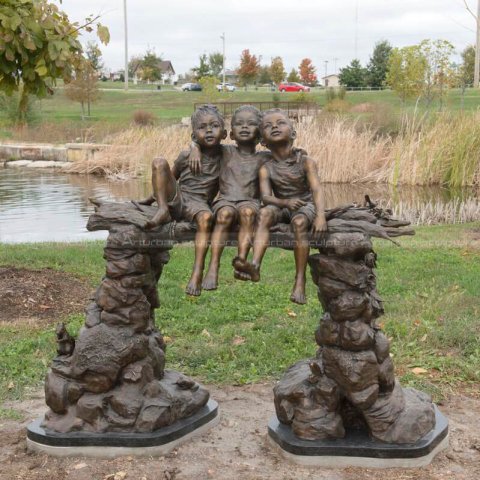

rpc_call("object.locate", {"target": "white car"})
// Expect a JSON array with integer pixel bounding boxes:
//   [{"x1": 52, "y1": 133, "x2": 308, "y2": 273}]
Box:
[{"x1": 217, "y1": 83, "x2": 236, "y2": 92}]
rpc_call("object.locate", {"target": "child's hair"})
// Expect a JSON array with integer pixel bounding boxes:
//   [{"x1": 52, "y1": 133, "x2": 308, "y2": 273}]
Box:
[
  {"x1": 260, "y1": 108, "x2": 294, "y2": 129},
  {"x1": 231, "y1": 105, "x2": 262, "y2": 128},
  {"x1": 191, "y1": 104, "x2": 225, "y2": 130}
]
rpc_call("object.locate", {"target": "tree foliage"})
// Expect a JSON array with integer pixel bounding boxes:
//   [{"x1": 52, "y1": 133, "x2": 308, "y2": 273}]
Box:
[
  {"x1": 366, "y1": 40, "x2": 392, "y2": 87},
  {"x1": 298, "y1": 58, "x2": 317, "y2": 85},
  {"x1": 0, "y1": 0, "x2": 109, "y2": 121},
  {"x1": 85, "y1": 41, "x2": 103, "y2": 72},
  {"x1": 339, "y1": 59, "x2": 367, "y2": 88},
  {"x1": 139, "y1": 49, "x2": 163, "y2": 83},
  {"x1": 208, "y1": 52, "x2": 224, "y2": 78},
  {"x1": 237, "y1": 49, "x2": 259, "y2": 88},
  {"x1": 386, "y1": 45, "x2": 426, "y2": 102},
  {"x1": 460, "y1": 45, "x2": 475, "y2": 87},
  {"x1": 65, "y1": 58, "x2": 100, "y2": 117},
  {"x1": 270, "y1": 56, "x2": 286, "y2": 85},
  {"x1": 287, "y1": 68, "x2": 300, "y2": 83},
  {"x1": 257, "y1": 65, "x2": 272, "y2": 84}
]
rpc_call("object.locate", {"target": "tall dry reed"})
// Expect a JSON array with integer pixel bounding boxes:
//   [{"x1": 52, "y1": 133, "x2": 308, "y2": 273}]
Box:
[{"x1": 64, "y1": 111, "x2": 480, "y2": 188}]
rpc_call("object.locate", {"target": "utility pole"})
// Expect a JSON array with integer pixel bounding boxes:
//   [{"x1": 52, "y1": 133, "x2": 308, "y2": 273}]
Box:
[
  {"x1": 475, "y1": 0, "x2": 480, "y2": 87},
  {"x1": 355, "y1": 0, "x2": 359, "y2": 59},
  {"x1": 123, "y1": 0, "x2": 128, "y2": 91},
  {"x1": 221, "y1": 32, "x2": 226, "y2": 90},
  {"x1": 324, "y1": 60, "x2": 329, "y2": 87}
]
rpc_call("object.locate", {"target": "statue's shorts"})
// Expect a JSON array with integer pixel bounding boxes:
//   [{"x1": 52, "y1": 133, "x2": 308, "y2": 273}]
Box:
[
  {"x1": 263, "y1": 202, "x2": 316, "y2": 226},
  {"x1": 212, "y1": 197, "x2": 260, "y2": 222},
  {"x1": 169, "y1": 185, "x2": 212, "y2": 223}
]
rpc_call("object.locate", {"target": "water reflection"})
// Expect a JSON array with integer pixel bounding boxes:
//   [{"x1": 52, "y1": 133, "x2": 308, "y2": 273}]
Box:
[
  {"x1": 0, "y1": 169, "x2": 149, "y2": 243},
  {"x1": 0, "y1": 169, "x2": 478, "y2": 243}
]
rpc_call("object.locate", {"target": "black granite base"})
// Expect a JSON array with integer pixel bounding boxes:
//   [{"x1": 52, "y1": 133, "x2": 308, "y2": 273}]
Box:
[
  {"x1": 27, "y1": 399, "x2": 218, "y2": 448},
  {"x1": 268, "y1": 404, "x2": 448, "y2": 459}
]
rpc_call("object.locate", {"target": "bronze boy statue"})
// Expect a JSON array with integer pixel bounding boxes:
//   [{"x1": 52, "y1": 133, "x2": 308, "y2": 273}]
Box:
[
  {"x1": 136, "y1": 105, "x2": 227, "y2": 296},
  {"x1": 236, "y1": 109, "x2": 327, "y2": 304},
  {"x1": 189, "y1": 106, "x2": 267, "y2": 290}
]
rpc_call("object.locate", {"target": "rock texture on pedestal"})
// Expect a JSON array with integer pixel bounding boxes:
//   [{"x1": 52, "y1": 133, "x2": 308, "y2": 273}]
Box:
[
  {"x1": 41, "y1": 216, "x2": 209, "y2": 434},
  {"x1": 274, "y1": 201, "x2": 437, "y2": 444}
]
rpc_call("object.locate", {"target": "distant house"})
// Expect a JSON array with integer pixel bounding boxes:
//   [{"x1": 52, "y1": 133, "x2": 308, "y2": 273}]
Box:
[
  {"x1": 322, "y1": 74, "x2": 340, "y2": 88},
  {"x1": 224, "y1": 69, "x2": 238, "y2": 84},
  {"x1": 110, "y1": 69, "x2": 125, "y2": 81},
  {"x1": 159, "y1": 60, "x2": 175, "y2": 84}
]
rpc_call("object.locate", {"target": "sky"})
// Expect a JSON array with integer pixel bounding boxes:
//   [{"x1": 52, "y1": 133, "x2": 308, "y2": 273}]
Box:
[{"x1": 61, "y1": 0, "x2": 478, "y2": 78}]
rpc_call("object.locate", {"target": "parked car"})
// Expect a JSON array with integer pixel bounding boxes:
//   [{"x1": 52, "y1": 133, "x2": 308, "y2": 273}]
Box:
[
  {"x1": 182, "y1": 83, "x2": 202, "y2": 91},
  {"x1": 278, "y1": 82, "x2": 310, "y2": 93},
  {"x1": 216, "y1": 82, "x2": 236, "y2": 92}
]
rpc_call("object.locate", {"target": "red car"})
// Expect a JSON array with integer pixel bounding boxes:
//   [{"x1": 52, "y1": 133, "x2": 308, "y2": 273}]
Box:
[{"x1": 278, "y1": 82, "x2": 310, "y2": 92}]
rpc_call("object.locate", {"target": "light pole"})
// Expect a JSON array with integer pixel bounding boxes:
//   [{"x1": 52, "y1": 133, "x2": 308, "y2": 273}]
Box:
[
  {"x1": 220, "y1": 32, "x2": 226, "y2": 90},
  {"x1": 123, "y1": 0, "x2": 128, "y2": 91},
  {"x1": 475, "y1": 0, "x2": 480, "y2": 87}
]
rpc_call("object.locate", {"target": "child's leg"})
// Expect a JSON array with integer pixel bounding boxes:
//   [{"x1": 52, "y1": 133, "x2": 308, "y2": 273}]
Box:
[
  {"x1": 186, "y1": 210, "x2": 214, "y2": 296},
  {"x1": 236, "y1": 207, "x2": 276, "y2": 282},
  {"x1": 290, "y1": 214, "x2": 310, "y2": 305},
  {"x1": 145, "y1": 158, "x2": 177, "y2": 228},
  {"x1": 237, "y1": 206, "x2": 256, "y2": 262},
  {"x1": 202, "y1": 207, "x2": 236, "y2": 290}
]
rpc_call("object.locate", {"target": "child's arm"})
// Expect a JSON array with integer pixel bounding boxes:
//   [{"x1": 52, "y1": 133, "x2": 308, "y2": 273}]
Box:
[
  {"x1": 187, "y1": 141, "x2": 202, "y2": 175},
  {"x1": 259, "y1": 165, "x2": 306, "y2": 211},
  {"x1": 304, "y1": 157, "x2": 327, "y2": 237}
]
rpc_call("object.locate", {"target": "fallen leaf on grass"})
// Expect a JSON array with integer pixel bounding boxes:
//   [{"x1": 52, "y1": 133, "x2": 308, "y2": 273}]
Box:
[
  {"x1": 201, "y1": 329, "x2": 211, "y2": 338},
  {"x1": 286, "y1": 310, "x2": 297, "y2": 318},
  {"x1": 412, "y1": 367, "x2": 428, "y2": 375},
  {"x1": 7, "y1": 382, "x2": 14, "y2": 390},
  {"x1": 420, "y1": 334, "x2": 428, "y2": 342},
  {"x1": 163, "y1": 336, "x2": 172, "y2": 344},
  {"x1": 232, "y1": 336, "x2": 246, "y2": 346}
]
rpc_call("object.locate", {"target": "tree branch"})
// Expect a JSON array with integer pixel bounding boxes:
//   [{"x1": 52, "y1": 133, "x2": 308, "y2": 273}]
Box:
[{"x1": 462, "y1": 0, "x2": 477, "y2": 20}]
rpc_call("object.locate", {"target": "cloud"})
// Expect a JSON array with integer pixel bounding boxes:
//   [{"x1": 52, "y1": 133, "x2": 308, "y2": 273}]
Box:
[{"x1": 61, "y1": 0, "x2": 476, "y2": 75}]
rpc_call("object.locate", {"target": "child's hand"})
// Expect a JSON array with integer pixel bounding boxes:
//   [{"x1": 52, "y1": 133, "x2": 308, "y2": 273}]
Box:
[
  {"x1": 312, "y1": 215, "x2": 327, "y2": 240},
  {"x1": 286, "y1": 198, "x2": 306, "y2": 211},
  {"x1": 188, "y1": 142, "x2": 202, "y2": 175}
]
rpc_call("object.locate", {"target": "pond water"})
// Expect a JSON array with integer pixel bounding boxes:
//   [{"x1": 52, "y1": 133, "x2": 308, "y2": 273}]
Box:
[{"x1": 0, "y1": 168, "x2": 478, "y2": 243}]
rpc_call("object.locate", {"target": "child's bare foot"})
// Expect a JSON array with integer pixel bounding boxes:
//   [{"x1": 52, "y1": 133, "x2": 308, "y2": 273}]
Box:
[
  {"x1": 233, "y1": 269, "x2": 251, "y2": 281},
  {"x1": 235, "y1": 259, "x2": 260, "y2": 282},
  {"x1": 144, "y1": 207, "x2": 172, "y2": 229},
  {"x1": 202, "y1": 270, "x2": 218, "y2": 290},
  {"x1": 185, "y1": 273, "x2": 202, "y2": 296},
  {"x1": 290, "y1": 284, "x2": 307, "y2": 305}
]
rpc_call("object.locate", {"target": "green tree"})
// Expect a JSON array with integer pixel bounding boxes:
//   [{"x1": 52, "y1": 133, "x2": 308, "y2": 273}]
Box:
[
  {"x1": 194, "y1": 54, "x2": 211, "y2": 79},
  {"x1": 128, "y1": 54, "x2": 143, "y2": 79},
  {"x1": 419, "y1": 39, "x2": 455, "y2": 108},
  {"x1": 85, "y1": 41, "x2": 103, "y2": 72},
  {"x1": 257, "y1": 65, "x2": 272, "y2": 84},
  {"x1": 140, "y1": 49, "x2": 162, "y2": 83},
  {"x1": 237, "y1": 49, "x2": 260, "y2": 89},
  {"x1": 0, "y1": 0, "x2": 109, "y2": 122},
  {"x1": 366, "y1": 40, "x2": 392, "y2": 87},
  {"x1": 386, "y1": 46, "x2": 427, "y2": 103},
  {"x1": 269, "y1": 56, "x2": 286, "y2": 85},
  {"x1": 287, "y1": 68, "x2": 300, "y2": 83},
  {"x1": 460, "y1": 45, "x2": 475, "y2": 87},
  {"x1": 299, "y1": 58, "x2": 317, "y2": 85},
  {"x1": 65, "y1": 58, "x2": 100, "y2": 117},
  {"x1": 339, "y1": 59, "x2": 367, "y2": 88},
  {"x1": 208, "y1": 52, "x2": 224, "y2": 78}
]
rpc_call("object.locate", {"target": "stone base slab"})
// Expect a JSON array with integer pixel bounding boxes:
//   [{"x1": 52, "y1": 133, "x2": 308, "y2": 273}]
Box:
[
  {"x1": 268, "y1": 405, "x2": 448, "y2": 468},
  {"x1": 27, "y1": 399, "x2": 218, "y2": 457}
]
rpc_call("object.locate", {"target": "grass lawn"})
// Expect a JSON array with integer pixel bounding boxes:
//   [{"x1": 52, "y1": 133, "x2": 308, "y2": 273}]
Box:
[
  {"x1": 0, "y1": 222, "x2": 479, "y2": 415},
  {"x1": 1, "y1": 87, "x2": 479, "y2": 136}
]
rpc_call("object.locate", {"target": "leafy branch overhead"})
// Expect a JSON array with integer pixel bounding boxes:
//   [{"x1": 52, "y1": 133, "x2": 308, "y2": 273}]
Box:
[{"x1": 0, "y1": 0, "x2": 109, "y2": 101}]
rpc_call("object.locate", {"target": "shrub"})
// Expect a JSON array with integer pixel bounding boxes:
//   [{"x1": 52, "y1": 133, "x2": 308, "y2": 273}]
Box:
[{"x1": 132, "y1": 110, "x2": 156, "y2": 127}]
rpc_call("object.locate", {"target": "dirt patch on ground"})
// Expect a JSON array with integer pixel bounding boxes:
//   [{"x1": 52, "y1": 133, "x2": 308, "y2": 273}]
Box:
[
  {"x1": 0, "y1": 267, "x2": 91, "y2": 324},
  {"x1": 0, "y1": 385, "x2": 479, "y2": 480}
]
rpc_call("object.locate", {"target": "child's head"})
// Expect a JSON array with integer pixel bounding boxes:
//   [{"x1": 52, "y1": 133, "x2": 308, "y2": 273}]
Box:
[
  {"x1": 191, "y1": 105, "x2": 227, "y2": 149},
  {"x1": 260, "y1": 109, "x2": 296, "y2": 148},
  {"x1": 230, "y1": 106, "x2": 262, "y2": 145}
]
